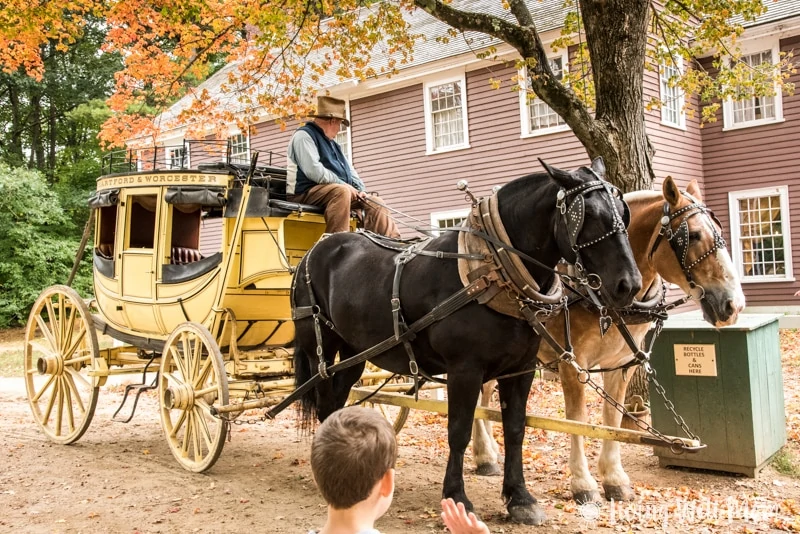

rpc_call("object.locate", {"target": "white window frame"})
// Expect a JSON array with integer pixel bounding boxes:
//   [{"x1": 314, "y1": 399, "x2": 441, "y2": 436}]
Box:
[
  {"x1": 227, "y1": 132, "x2": 250, "y2": 164},
  {"x1": 167, "y1": 145, "x2": 189, "y2": 169},
  {"x1": 659, "y1": 56, "x2": 686, "y2": 129},
  {"x1": 333, "y1": 99, "x2": 352, "y2": 162},
  {"x1": 722, "y1": 36, "x2": 784, "y2": 131},
  {"x1": 519, "y1": 52, "x2": 570, "y2": 138},
  {"x1": 423, "y1": 72, "x2": 470, "y2": 155},
  {"x1": 430, "y1": 208, "x2": 470, "y2": 236},
  {"x1": 728, "y1": 185, "x2": 794, "y2": 283}
]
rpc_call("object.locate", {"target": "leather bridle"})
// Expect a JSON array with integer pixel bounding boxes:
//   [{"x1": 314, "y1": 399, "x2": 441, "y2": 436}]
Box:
[
  {"x1": 649, "y1": 192, "x2": 727, "y2": 297},
  {"x1": 557, "y1": 174, "x2": 630, "y2": 288}
]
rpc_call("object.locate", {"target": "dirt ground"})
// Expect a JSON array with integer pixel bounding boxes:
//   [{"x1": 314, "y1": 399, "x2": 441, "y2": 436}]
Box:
[{"x1": 1, "y1": 328, "x2": 799, "y2": 534}]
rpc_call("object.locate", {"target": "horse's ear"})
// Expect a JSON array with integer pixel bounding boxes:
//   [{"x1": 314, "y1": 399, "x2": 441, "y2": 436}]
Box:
[
  {"x1": 663, "y1": 176, "x2": 681, "y2": 207},
  {"x1": 686, "y1": 179, "x2": 703, "y2": 202},
  {"x1": 538, "y1": 158, "x2": 558, "y2": 178},
  {"x1": 591, "y1": 157, "x2": 606, "y2": 178}
]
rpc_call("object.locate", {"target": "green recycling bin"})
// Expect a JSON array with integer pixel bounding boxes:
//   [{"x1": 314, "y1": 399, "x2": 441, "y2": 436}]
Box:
[{"x1": 650, "y1": 313, "x2": 786, "y2": 477}]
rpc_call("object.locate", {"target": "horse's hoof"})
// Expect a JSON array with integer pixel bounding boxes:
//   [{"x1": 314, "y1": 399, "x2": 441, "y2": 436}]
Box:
[
  {"x1": 603, "y1": 484, "x2": 635, "y2": 502},
  {"x1": 573, "y1": 489, "x2": 601, "y2": 504},
  {"x1": 476, "y1": 462, "x2": 502, "y2": 477},
  {"x1": 508, "y1": 504, "x2": 547, "y2": 525}
]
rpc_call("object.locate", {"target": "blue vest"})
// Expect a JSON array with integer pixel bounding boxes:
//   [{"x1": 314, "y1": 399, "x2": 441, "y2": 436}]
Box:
[{"x1": 294, "y1": 122, "x2": 356, "y2": 196}]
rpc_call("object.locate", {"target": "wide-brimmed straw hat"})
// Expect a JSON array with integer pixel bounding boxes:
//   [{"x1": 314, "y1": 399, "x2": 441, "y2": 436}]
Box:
[{"x1": 312, "y1": 96, "x2": 350, "y2": 127}]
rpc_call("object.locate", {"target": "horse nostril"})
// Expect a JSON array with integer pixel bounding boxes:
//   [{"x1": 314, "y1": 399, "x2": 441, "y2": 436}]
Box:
[{"x1": 616, "y1": 276, "x2": 639, "y2": 303}]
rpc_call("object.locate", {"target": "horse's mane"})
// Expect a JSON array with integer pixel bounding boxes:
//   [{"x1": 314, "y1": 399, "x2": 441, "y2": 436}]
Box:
[{"x1": 623, "y1": 189, "x2": 663, "y2": 211}]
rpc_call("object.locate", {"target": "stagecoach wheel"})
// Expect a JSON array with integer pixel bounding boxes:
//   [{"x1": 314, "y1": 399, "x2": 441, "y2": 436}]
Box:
[
  {"x1": 352, "y1": 364, "x2": 410, "y2": 434},
  {"x1": 24, "y1": 285, "x2": 100, "y2": 445},
  {"x1": 159, "y1": 322, "x2": 229, "y2": 473}
]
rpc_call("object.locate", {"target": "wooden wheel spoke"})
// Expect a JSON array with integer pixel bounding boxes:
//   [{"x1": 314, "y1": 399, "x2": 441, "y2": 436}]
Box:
[
  {"x1": 190, "y1": 336, "x2": 203, "y2": 380},
  {"x1": 32, "y1": 373, "x2": 57, "y2": 403},
  {"x1": 65, "y1": 366, "x2": 92, "y2": 390},
  {"x1": 63, "y1": 327, "x2": 87, "y2": 363},
  {"x1": 62, "y1": 304, "x2": 78, "y2": 354},
  {"x1": 45, "y1": 298, "x2": 61, "y2": 351},
  {"x1": 170, "y1": 342, "x2": 189, "y2": 379},
  {"x1": 58, "y1": 294, "x2": 66, "y2": 350},
  {"x1": 35, "y1": 315, "x2": 59, "y2": 355},
  {"x1": 193, "y1": 357, "x2": 213, "y2": 389},
  {"x1": 62, "y1": 376, "x2": 76, "y2": 433},
  {"x1": 55, "y1": 377, "x2": 65, "y2": 436},
  {"x1": 181, "y1": 411, "x2": 193, "y2": 458},
  {"x1": 193, "y1": 405, "x2": 215, "y2": 452},
  {"x1": 63, "y1": 354, "x2": 91, "y2": 366},
  {"x1": 163, "y1": 368, "x2": 185, "y2": 387},
  {"x1": 191, "y1": 411, "x2": 203, "y2": 461},
  {"x1": 63, "y1": 371, "x2": 86, "y2": 416},
  {"x1": 169, "y1": 409, "x2": 188, "y2": 439}
]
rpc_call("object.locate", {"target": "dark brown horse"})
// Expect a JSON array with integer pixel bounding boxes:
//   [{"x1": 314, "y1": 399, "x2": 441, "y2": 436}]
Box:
[
  {"x1": 291, "y1": 159, "x2": 641, "y2": 524},
  {"x1": 472, "y1": 177, "x2": 745, "y2": 504}
]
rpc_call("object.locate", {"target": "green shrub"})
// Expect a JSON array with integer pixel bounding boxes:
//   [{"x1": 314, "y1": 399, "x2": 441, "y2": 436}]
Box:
[{"x1": 0, "y1": 164, "x2": 93, "y2": 327}]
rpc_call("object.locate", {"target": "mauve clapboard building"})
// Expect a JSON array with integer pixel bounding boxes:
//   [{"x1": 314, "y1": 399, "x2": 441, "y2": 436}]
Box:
[{"x1": 137, "y1": 0, "x2": 800, "y2": 322}]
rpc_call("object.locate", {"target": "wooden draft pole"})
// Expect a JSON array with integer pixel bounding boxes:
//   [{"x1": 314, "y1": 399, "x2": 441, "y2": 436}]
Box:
[{"x1": 347, "y1": 388, "x2": 701, "y2": 449}]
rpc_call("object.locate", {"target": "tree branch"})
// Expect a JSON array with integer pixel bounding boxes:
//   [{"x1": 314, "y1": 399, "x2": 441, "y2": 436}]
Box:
[
  {"x1": 508, "y1": 0, "x2": 534, "y2": 28},
  {"x1": 413, "y1": 0, "x2": 528, "y2": 49}
]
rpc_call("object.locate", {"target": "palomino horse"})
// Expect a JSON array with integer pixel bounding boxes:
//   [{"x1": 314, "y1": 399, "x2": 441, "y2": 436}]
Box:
[
  {"x1": 291, "y1": 159, "x2": 641, "y2": 524},
  {"x1": 472, "y1": 177, "x2": 745, "y2": 504}
]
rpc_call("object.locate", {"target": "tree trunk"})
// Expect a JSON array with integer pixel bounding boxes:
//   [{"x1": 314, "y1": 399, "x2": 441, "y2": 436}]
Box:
[
  {"x1": 29, "y1": 91, "x2": 45, "y2": 170},
  {"x1": 580, "y1": 0, "x2": 655, "y2": 193},
  {"x1": 48, "y1": 93, "x2": 57, "y2": 180},
  {"x1": 6, "y1": 82, "x2": 25, "y2": 166},
  {"x1": 625, "y1": 365, "x2": 649, "y2": 404}
]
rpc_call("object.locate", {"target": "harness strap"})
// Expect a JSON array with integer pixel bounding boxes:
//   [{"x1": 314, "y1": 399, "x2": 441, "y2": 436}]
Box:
[{"x1": 267, "y1": 274, "x2": 494, "y2": 419}]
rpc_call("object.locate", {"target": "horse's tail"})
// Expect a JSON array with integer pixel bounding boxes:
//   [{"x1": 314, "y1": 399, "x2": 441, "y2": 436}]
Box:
[
  {"x1": 292, "y1": 251, "x2": 319, "y2": 435},
  {"x1": 293, "y1": 344, "x2": 318, "y2": 435}
]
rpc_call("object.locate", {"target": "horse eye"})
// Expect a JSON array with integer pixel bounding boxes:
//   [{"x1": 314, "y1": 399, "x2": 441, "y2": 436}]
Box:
[{"x1": 689, "y1": 231, "x2": 701, "y2": 242}]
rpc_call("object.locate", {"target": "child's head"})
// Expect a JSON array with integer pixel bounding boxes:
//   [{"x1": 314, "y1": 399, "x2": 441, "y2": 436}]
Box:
[{"x1": 311, "y1": 406, "x2": 398, "y2": 511}]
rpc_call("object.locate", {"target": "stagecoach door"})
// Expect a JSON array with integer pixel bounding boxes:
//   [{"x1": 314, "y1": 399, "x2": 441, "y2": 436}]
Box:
[{"x1": 120, "y1": 189, "x2": 160, "y2": 300}]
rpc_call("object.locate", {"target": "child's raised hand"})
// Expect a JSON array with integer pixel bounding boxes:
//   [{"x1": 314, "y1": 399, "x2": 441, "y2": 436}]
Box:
[{"x1": 440, "y1": 498, "x2": 490, "y2": 534}]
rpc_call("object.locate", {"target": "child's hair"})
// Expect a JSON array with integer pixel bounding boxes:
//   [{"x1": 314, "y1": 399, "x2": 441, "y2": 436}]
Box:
[{"x1": 310, "y1": 406, "x2": 398, "y2": 509}]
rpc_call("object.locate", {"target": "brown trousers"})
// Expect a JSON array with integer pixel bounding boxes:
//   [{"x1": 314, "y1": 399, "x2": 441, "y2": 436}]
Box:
[{"x1": 288, "y1": 183, "x2": 400, "y2": 238}]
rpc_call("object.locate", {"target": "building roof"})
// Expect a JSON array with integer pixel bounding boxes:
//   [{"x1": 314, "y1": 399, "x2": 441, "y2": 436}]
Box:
[{"x1": 736, "y1": 0, "x2": 800, "y2": 27}]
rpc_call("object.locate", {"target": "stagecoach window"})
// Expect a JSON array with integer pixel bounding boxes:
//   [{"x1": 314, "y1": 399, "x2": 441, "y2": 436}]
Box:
[
  {"x1": 423, "y1": 73, "x2": 470, "y2": 154},
  {"x1": 519, "y1": 55, "x2": 569, "y2": 137},
  {"x1": 169, "y1": 206, "x2": 203, "y2": 264},
  {"x1": 97, "y1": 205, "x2": 117, "y2": 259},
  {"x1": 722, "y1": 39, "x2": 784, "y2": 130},
  {"x1": 128, "y1": 195, "x2": 157, "y2": 249},
  {"x1": 728, "y1": 186, "x2": 794, "y2": 282}
]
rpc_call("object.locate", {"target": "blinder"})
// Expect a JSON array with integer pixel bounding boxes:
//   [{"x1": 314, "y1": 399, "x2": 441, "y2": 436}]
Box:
[{"x1": 557, "y1": 176, "x2": 630, "y2": 261}]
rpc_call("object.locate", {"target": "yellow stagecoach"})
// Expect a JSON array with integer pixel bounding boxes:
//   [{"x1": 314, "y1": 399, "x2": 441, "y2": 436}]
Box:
[{"x1": 23, "y1": 141, "x2": 408, "y2": 472}]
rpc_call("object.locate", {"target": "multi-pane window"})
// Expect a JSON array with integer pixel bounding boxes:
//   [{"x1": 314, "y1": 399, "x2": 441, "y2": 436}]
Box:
[
  {"x1": 334, "y1": 120, "x2": 350, "y2": 161},
  {"x1": 520, "y1": 56, "x2": 568, "y2": 136},
  {"x1": 430, "y1": 209, "x2": 469, "y2": 235},
  {"x1": 729, "y1": 187, "x2": 793, "y2": 281},
  {"x1": 733, "y1": 50, "x2": 775, "y2": 124},
  {"x1": 424, "y1": 74, "x2": 469, "y2": 153},
  {"x1": 168, "y1": 146, "x2": 188, "y2": 169},
  {"x1": 660, "y1": 58, "x2": 685, "y2": 128},
  {"x1": 724, "y1": 40, "x2": 783, "y2": 129},
  {"x1": 228, "y1": 133, "x2": 249, "y2": 164}
]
